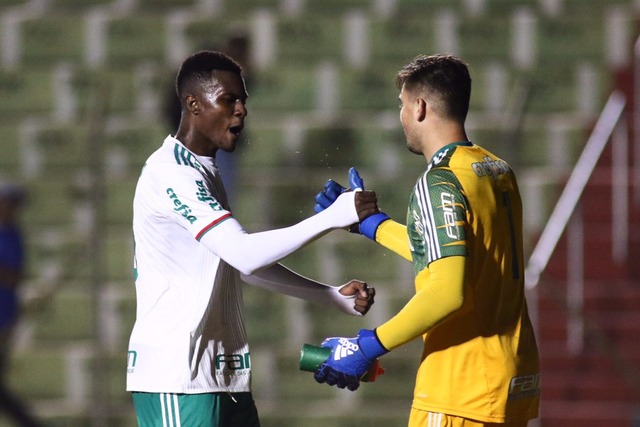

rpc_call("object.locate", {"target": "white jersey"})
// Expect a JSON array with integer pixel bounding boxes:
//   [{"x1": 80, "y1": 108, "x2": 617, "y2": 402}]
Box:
[{"x1": 127, "y1": 135, "x2": 250, "y2": 394}]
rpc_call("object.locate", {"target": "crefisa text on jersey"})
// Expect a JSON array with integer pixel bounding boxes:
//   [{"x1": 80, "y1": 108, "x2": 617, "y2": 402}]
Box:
[{"x1": 166, "y1": 187, "x2": 198, "y2": 224}]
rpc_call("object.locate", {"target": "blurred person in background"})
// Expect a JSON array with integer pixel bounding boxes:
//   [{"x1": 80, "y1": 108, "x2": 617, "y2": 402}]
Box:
[{"x1": 0, "y1": 181, "x2": 43, "y2": 427}]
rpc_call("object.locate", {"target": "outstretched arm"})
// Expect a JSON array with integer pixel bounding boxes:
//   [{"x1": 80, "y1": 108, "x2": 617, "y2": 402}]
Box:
[
  {"x1": 199, "y1": 190, "x2": 378, "y2": 275},
  {"x1": 154, "y1": 163, "x2": 378, "y2": 276},
  {"x1": 241, "y1": 263, "x2": 375, "y2": 316},
  {"x1": 376, "y1": 255, "x2": 466, "y2": 349},
  {"x1": 374, "y1": 220, "x2": 412, "y2": 261},
  {"x1": 313, "y1": 255, "x2": 466, "y2": 390}
]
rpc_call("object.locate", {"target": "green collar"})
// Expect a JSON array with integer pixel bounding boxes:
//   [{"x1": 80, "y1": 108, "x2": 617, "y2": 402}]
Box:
[{"x1": 431, "y1": 141, "x2": 473, "y2": 162}]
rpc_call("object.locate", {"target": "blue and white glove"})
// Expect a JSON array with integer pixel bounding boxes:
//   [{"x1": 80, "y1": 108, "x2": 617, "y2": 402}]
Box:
[
  {"x1": 313, "y1": 329, "x2": 388, "y2": 391},
  {"x1": 314, "y1": 167, "x2": 389, "y2": 240}
]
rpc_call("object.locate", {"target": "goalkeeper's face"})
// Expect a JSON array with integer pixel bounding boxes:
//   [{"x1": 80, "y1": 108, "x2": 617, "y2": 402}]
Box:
[
  {"x1": 398, "y1": 87, "x2": 422, "y2": 156},
  {"x1": 193, "y1": 70, "x2": 248, "y2": 156}
]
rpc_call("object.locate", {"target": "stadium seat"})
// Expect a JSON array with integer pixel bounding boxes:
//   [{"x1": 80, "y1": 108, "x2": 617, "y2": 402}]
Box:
[
  {"x1": 105, "y1": 16, "x2": 166, "y2": 66},
  {"x1": 298, "y1": 123, "x2": 359, "y2": 168},
  {"x1": 0, "y1": 0, "x2": 30, "y2": 8},
  {"x1": 180, "y1": 18, "x2": 242, "y2": 54},
  {"x1": 50, "y1": 0, "x2": 114, "y2": 10},
  {"x1": 20, "y1": 16, "x2": 84, "y2": 66},
  {"x1": 469, "y1": 0, "x2": 541, "y2": 17},
  {"x1": 102, "y1": 122, "x2": 168, "y2": 178},
  {"x1": 524, "y1": 62, "x2": 609, "y2": 113},
  {"x1": 263, "y1": 178, "x2": 319, "y2": 226},
  {"x1": 103, "y1": 228, "x2": 135, "y2": 281},
  {"x1": 0, "y1": 69, "x2": 54, "y2": 119},
  {"x1": 32, "y1": 289, "x2": 94, "y2": 342},
  {"x1": 21, "y1": 178, "x2": 83, "y2": 226},
  {"x1": 0, "y1": 1, "x2": 633, "y2": 425},
  {"x1": 104, "y1": 180, "x2": 135, "y2": 226},
  {"x1": 458, "y1": 14, "x2": 512, "y2": 62},
  {"x1": 249, "y1": 66, "x2": 316, "y2": 111},
  {"x1": 243, "y1": 286, "x2": 289, "y2": 345},
  {"x1": 369, "y1": 17, "x2": 436, "y2": 70},
  {"x1": 538, "y1": 15, "x2": 607, "y2": 63},
  {"x1": 340, "y1": 66, "x2": 402, "y2": 111},
  {"x1": 137, "y1": 0, "x2": 198, "y2": 10},
  {"x1": 0, "y1": 124, "x2": 22, "y2": 175},
  {"x1": 276, "y1": 17, "x2": 344, "y2": 65},
  {"x1": 217, "y1": 0, "x2": 284, "y2": 19},
  {"x1": 563, "y1": 0, "x2": 635, "y2": 13},
  {"x1": 7, "y1": 348, "x2": 68, "y2": 399},
  {"x1": 301, "y1": 0, "x2": 376, "y2": 16},
  {"x1": 10, "y1": 122, "x2": 87, "y2": 185}
]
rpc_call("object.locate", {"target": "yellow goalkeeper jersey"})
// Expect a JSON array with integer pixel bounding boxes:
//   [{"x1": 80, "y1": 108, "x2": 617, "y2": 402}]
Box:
[{"x1": 378, "y1": 141, "x2": 539, "y2": 423}]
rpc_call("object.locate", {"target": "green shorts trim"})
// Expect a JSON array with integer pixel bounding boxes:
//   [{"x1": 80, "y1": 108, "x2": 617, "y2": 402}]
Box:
[{"x1": 132, "y1": 391, "x2": 260, "y2": 427}]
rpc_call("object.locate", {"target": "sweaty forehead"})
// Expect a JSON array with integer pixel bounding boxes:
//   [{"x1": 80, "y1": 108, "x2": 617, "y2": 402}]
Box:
[{"x1": 201, "y1": 70, "x2": 246, "y2": 97}]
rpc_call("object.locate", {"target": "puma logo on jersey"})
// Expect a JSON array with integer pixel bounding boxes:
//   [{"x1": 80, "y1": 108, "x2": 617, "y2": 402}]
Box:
[
  {"x1": 174, "y1": 144, "x2": 205, "y2": 173},
  {"x1": 333, "y1": 338, "x2": 359, "y2": 360},
  {"x1": 432, "y1": 149, "x2": 449, "y2": 165}
]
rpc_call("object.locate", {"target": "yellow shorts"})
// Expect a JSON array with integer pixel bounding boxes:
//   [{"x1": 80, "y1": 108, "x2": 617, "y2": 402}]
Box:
[{"x1": 408, "y1": 408, "x2": 530, "y2": 427}]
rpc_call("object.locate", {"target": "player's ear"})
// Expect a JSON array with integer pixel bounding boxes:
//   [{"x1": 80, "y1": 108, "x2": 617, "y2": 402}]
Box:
[
  {"x1": 186, "y1": 94, "x2": 200, "y2": 115},
  {"x1": 416, "y1": 97, "x2": 427, "y2": 122}
]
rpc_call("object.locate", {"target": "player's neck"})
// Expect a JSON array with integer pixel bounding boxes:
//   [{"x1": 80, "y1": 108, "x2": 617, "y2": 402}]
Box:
[{"x1": 422, "y1": 123, "x2": 468, "y2": 161}]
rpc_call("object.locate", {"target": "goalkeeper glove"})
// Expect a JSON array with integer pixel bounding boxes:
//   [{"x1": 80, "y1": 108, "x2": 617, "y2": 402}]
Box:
[
  {"x1": 313, "y1": 167, "x2": 389, "y2": 240},
  {"x1": 313, "y1": 329, "x2": 388, "y2": 391}
]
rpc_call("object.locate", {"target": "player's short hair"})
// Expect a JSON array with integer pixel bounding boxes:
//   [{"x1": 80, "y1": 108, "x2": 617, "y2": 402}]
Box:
[
  {"x1": 175, "y1": 50, "x2": 243, "y2": 102},
  {"x1": 396, "y1": 54, "x2": 471, "y2": 122}
]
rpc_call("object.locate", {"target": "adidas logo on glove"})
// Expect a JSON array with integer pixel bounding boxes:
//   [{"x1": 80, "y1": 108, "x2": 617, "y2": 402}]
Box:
[{"x1": 333, "y1": 338, "x2": 359, "y2": 360}]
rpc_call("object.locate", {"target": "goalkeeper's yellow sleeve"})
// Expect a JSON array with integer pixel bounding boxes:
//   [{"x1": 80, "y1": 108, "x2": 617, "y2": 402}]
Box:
[
  {"x1": 375, "y1": 255, "x2": 466, "y2": 350},
  {"x1": 375, "y1": 220, "x2": 412, "y2": 262}
]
